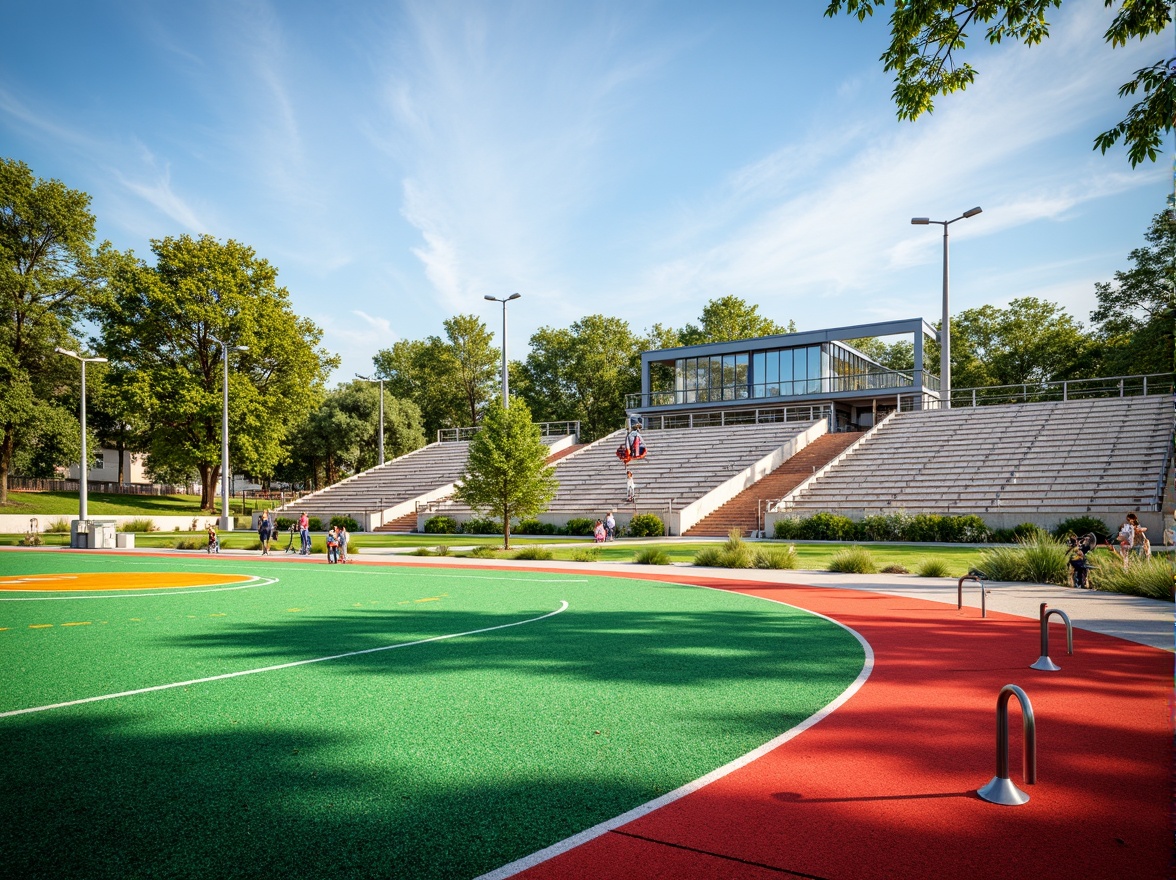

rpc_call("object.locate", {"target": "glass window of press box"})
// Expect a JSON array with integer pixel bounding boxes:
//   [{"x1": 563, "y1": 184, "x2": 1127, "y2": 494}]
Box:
[{"x1": 671, "y1": 342, "x2": 899, "y2": 403}]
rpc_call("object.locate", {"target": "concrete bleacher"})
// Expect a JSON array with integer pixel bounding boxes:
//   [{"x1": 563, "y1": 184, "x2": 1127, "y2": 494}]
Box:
[
  {"x1": 778, "y1": 396, "x2": 1173, "y2": 521},
  {"x1": 432, "y1": 420, "x2": 823, "y2": 533}
]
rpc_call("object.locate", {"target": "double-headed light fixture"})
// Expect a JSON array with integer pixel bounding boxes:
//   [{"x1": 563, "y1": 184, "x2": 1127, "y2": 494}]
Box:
[
  {"x1": 209, "y1": 335, "x2": 249, "y2": 529},
  {"x1": 911, "y1": 206, "x2": 982, "y2": 406},
  {"x1": 484, "y1": 292, "x2": 521, "y2": 405},
  {"x1": 54, "y1": 347, "x2": 107, "y2": 522}
]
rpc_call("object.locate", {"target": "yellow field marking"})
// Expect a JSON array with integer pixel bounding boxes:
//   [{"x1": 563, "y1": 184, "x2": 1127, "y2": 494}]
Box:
[
  {"x1": 61, "y1": 622, "x2": 91, "y2": 627},
  {"x1": 0, "y1": 572, "x2": 253, "y2": 592},
  {"x1": 414, "y1": 597, "x2": 442, "y2": 603},
  {"x1": 29, "y1": 624, "x2": 53, "y2": 629},
  {"x1": 210, "y1": 613, "x2": 226, "y2": 617},
  {"x1": 287, "y1": 608, "x2": 303, "y2": 613},
  {"x1": 0, "y1": 627, "x2": 9, "y2": 631}
]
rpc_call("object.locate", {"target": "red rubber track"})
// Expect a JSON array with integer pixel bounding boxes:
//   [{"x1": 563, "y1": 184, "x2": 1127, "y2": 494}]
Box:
[{"x1": 503, "y1": 576, "x2": 1171, "y2": 880}]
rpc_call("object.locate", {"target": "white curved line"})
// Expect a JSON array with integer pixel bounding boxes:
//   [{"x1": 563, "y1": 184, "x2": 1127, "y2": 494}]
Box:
[
  {"x1": 0, "y1": 576, "x2": 281, "y2": 600},
  {"x1": 0, "y1": 600, "x2": 569, "y2": 719},
  {"x1": 476, "y1": 586, "x2": 873, "y2": 880}
]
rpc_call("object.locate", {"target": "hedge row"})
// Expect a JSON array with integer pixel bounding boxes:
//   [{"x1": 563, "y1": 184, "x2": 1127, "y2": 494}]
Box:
[
  {"x1": 772, "y1": 512, "x2": 1108, "y2": 544},
  {"x1": 424, "y1": 514, "x2": 665, "y2": 537}
]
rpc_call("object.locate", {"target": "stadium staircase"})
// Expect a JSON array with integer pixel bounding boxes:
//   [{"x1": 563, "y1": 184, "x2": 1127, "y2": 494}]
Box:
[
  {"x1": 776, "y1": 396, "x2": 1173, "y2": 518},
  {"x1": 683, "y1": 432, "x2": 861, "y2": 537}
]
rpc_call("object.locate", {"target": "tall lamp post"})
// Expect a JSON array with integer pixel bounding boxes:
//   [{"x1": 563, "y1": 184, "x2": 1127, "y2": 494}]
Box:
[
  {"x1": 484, "y1": 293, "x2": 521, "y2": 406},
  {"x1": 356, "y1": 374, "x2": 385, "y2": 466},
  {"x1": 911, "y1": 206, "x2": 982, "y2": 408},
  {"x1": 54, "y1": 348, "x2": 107, "y2": 522},
  {"x1": 209, "y1": 335, "x2": 249, "y2": 530}
]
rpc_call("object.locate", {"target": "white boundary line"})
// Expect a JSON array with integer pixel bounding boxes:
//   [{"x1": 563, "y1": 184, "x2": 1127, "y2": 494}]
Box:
[
  {"x1": 0, "y1": 601, "x2": 569, "y2": 719},
  {"x1": 475, "y1": 584, "x2": 874, "y2": 880},
  {"x1": 0, "y1": 575, "x2": 280, "y2": 601}
]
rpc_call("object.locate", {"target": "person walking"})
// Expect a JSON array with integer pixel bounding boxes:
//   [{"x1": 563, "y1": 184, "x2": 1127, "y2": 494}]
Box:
[
  {"x1": 326, "y1": 526, "x2": 339, "y2": 563},
  {"x1": 605, "y1": 511, "x2": 616, "y2": 541},
  {"x1": 298, "y1": 511, "x2": 310, "y2": 556},
  {"x1": 625, "y1": 470, "x2": 636, "y2": 503},
  {"x1": 338, "y1": 525, "x2": 349, "y2": 564},
  {"x1": 258, "y1": 510, "x2": 272, "y2": 555}
]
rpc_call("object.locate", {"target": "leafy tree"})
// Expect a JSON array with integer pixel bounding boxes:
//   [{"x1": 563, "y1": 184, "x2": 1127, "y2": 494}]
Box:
[
  {"x1": 0, "y1": 158, "x2": 102, "y2": 502},
  {"x1": 679, "y1": 296, "x2": 795, "y2": 345},
  {"x1": 1090, "y1": 209, "x2": 1175, "y2": 375},
  {"x1": 825, "y1": 1, "x2": 1174, "y2": 166},
  {"x1": 87, "y1": 365, "x2": 151, "y2": 485},
  {"x1": 453, "y1": 398, "x2": 558, "y2": 550},
  {"x1": 932, "y1": 297, "x2": 1092, "y2": 388},
  {"x1": 372, "y1": 314, "x2": 498, "y2": 439},
  {"x1": 843, "y1": 336, "x2": 916, "y2": 371},
  {"x1": 90, "y1": 235, "x2": 338, "y2": 510},
  {"x1": 286, "y1": 381, "x2": 425, "y2": 487},
  {"x1": 519, "y1": 314, "x2": 645, "y2": 442}
]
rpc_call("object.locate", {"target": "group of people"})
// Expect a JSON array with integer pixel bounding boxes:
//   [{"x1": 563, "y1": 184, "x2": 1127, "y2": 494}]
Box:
[
  {"x1": 252, "y1": 510, "x2": 348, "y2": 561},
  {"x1": 593, "y1": 511, "x2": 617, "y2": 543},
  {"x1": 1066, "y1": 511, "x2": 1152, "y2": 588}
]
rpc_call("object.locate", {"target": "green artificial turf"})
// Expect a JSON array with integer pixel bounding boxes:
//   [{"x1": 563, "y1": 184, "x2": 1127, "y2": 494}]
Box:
[{"x1": 0, "y1": 552, "x2": 862, "y2": 880}]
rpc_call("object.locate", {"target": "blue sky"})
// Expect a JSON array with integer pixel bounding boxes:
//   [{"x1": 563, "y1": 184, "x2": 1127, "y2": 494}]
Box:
[{"x1": 3, "y1": 1, "x2": 1169, "y2": 383}]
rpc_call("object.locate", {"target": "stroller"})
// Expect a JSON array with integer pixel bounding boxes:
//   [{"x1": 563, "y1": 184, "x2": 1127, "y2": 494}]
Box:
[
  {"x1": 1065, "y1": 533, "x2": 1097, "y2": 589},
  {"x1": 284, "y1": 524, "x2": 299, "y2": 555}
]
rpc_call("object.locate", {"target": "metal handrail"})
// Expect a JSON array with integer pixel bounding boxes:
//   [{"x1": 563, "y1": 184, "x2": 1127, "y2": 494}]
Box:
[
  {"x1": 976, "y1": 684, "x2": 1037, "y2": 806},
  {"x1": 638, "y1": 404, "x2": 832, "y2": 432},
  {"x1": 957, "y1": 575, "x2": 986, "y2": 618},
  {"x1": 942, "y1": 372, "x2": 1173, "y2": 409},
  {"x1": 1030, "y1": 603, "x2": 1074, "y2": 671},
  {"x1": 437, "y1": 421, "x2": 581, "y2": 443}
]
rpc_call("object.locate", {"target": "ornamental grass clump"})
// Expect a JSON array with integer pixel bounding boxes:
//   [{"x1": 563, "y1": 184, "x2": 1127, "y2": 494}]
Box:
[
  {"x1": 634, "y1": 547, "x2": 672, "y2": 565},
  {"x1": 569, "y1": 547, "x2": 601, "y2": 562},
  {"x1": 916, "y1": 557, "x2": 952, "y2": 578},
  {"x1": 1089, "y1": 555, "x2": 1174, "y2": 601},
  {"x1": 827, "y1": 546, "x2": 877, "y2": 574},
  {"x1": 754, "y1": 545, "x2": 797, "y2": 569},
  {"x1": 468, "y1": 545, "x2": 500, "y2": 559},
  {"x1": 975, "y1": 534, "x2": 1069, "y2": 585},
  {"x1": 512, "y1": 545, "x2": 554, "y2": 561}
]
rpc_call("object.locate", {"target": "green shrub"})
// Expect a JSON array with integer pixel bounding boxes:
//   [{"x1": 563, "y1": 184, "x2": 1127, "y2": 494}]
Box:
[
  {"x1": 990, "y1": 528, "x2": 1018, "y2": 543},
  {"x1": 1013, "y1": 522, "x2": 1046, "y2": 541},
  {"x1": 859, "y1": 513, "x2": 909, "y2": 541},
  {"x1": 462, "y1": 517, "x2": 503, "y2": 535},
  {"x1": 1089, "y1": 555, "x2": 1173, "y2": 601},
  {"x1": 43, "y1": 518, "x2": 72, "y2": 533},
  {"x1": 692, "y1": 546, "x2": 725, "y2": 567},
  {"x1": 628, "y1": 513, "x2": 664, "y2": 538},
  {"x1": 1051, "y1": 516, "x2": 1112, "y2": 540},
  {"x1": 513, "y1": 545, "x2": 554, "y2": 560},
  {"x1": 515, "y1": 519, "x2": 559, "y2": 535},
  {"x1": 570, "y1": 547, "x2": 601, "y2": 562},
  {"x1": 563, "y1": 517, "x2": 596, "y2": 537},
  {"x1": 410, "y1": 547, "x2": 434, "y2": 557},
  {"x1": 951, "y1": 515, "x2": 991, "y2": 543},
  {"x1": 308, "y1": 517, "x2": 324, "y2": 532},
  {"x1": 904, "y1": 513, "x2": 945, "y2": 542},
  {"x1": 797, "y1": 512, "x2": 857, "y2": 541},
  {"x1": 975, "y1": 535, "x2": 1070, "y2": 585},
  {"x1": 118, "y1": 518, "x2": 157, "y2": 533},
  {"x1": 468, "y1": 545, "x2": 500, "y2": 558},
  {"x1": 916, "y1": 557, "x2": 952, "y2": 577},
  {"x1": 330, "y1": 515, "x2": 360, "y2": 532},
  {"x1": 275, "y1": 517, "x2": 294, "y2": 531},
  {"x1": 827, "y1": 546, "x2": 878, "y2": 574},
  {"x1": 773, "y1": 517, "x2": 802, "y2": 539},
  {"x1": 424, "y1": 516, "x2": 458, "y2": 534},
  {"x1": 430, "y1": 544, "x2": 449, "y2": 557},
  {"x1": 634, "y1": 547, "x2": 672, "y2": 565},
  {"x1": 173, "y1": 538, "x2": 203, "y2": 550},
  {"x1": 880, "y1": 563, "x2": 910, "y2": 574},
  {"x1": 754, "y1": 545, "x2": 797, "y2": 569},
  {"x1": 20, "y1": 532, "x2": 44, "y2": 546}
]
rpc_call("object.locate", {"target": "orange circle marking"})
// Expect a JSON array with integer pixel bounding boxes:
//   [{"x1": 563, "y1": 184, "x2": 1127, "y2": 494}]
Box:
[{"x1": 0, "y1": 573, "x2": 253, "y2": 592}]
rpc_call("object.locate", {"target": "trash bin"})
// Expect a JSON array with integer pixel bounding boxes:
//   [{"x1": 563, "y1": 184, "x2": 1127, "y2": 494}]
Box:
[
  {"x1": 70, "y1": 519, "x2": 89, "y2": 549},
  {"x1": 116, "y1": 532, "x2": 135, "y2": 549}
]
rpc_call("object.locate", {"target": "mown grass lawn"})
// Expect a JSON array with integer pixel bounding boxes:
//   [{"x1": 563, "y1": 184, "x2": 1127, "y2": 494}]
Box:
[{"x1": 0, "y1": 491, "x2": 277, "y2": 517}]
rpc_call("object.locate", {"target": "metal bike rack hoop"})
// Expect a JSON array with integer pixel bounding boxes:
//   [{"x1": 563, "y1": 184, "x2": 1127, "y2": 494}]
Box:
[
  {"x1": 976, "y1": 684, "x2": 1037, "y2": 806},
  {"x1": 1030, "y1": 603, "x2": 1074, "y2": 671},
  {"x1": 957, "y1": 575, "x2": 986, "y2": 618}
]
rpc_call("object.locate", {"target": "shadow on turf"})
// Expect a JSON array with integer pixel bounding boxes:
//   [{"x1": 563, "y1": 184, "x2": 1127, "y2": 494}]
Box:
[
  {"x1": 0, "y1": 710, "x2": 662, "y2": 880},
  {"x1": 162, "y1": 606, "x2": 863, "y2": 689}
]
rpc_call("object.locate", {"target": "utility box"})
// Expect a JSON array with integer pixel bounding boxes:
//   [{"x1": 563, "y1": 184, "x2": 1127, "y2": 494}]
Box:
[
  {"x1": 116, "y1": 532, "x2": 135, "y2": 549},
  {"x1": 88, "y1": 520, "x2": 117, "y2": 549},
  {"x1": 70, "y1": 519, "x2": 88, "y2": 549}
]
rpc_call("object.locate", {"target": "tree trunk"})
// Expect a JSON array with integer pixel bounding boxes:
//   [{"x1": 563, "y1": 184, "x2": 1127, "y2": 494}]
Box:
[
  {"x1": 0, "y1": 428, "x2": 10, "y2": 505},
  {"x1": 117, "y1": 442, "x2": 126, "y2": 485},
  {"x1": 198, "y1": 464, "x2": 220, "y2": 511},
  {"x1": 502, "y1": 507, "x2": 510, "y2": 550}
]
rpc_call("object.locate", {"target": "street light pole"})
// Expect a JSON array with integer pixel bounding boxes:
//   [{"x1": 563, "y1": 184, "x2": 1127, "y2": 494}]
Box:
[
  {"x1": 209, "y1": 335, "x2": 249, "y2": 530},
  {"x1": 484, "y1": 293, "x2": 521, "y2": 406},
  {"x1": 355, "y1": 374, "x2": 385, "y2": 466},
  {"x1": 54, "y1": 348, "x2": 108, "y2": 522},
  {"x1": 911, "y1": 207, "x2": 982, "y2": 407}
]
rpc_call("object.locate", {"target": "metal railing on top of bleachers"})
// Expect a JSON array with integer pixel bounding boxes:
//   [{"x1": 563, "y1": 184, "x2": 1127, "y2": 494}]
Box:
[
  {"x1": 640, "y1": 404, "x2": 831, "y2": 431},
  {"x1": 437, "y1": 421, "x2": 580, "y2": 443},
  {"x1": 915, "y1": 373, "x2": 1174, "y2": 410}
]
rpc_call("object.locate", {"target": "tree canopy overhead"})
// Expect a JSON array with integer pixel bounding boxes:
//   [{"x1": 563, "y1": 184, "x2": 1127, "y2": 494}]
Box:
[
  {"x1": 825, "y1": 1, "x2": 1174, "y2": 165},
  {"x1": 0, "y1": 158, "x2": 102, "y2": 501},
  {"x1": 91, "y1": 234, "x2": 338, "y2": 510}
]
